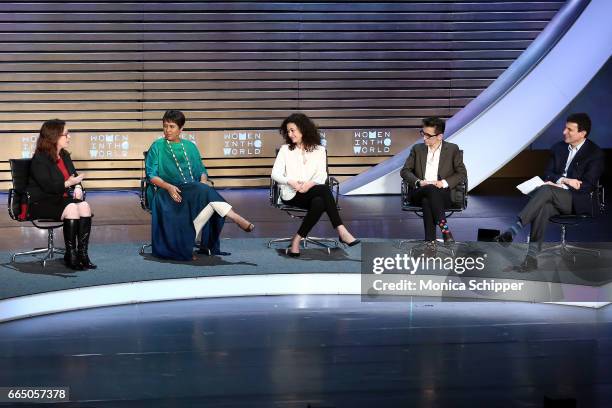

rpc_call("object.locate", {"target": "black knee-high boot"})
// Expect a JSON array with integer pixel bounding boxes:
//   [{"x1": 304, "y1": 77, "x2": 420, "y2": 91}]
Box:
[
  {"x1": 63, "y1": 219, "x2": 83, "y2": 270},
  {"x1": 77, "y1": 216, "x2": 97, "y2": 269}
]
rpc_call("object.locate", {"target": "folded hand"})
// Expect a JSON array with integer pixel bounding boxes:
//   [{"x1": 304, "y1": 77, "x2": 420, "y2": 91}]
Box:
[
  {"x1": 544, "y1": 181, "x2": 564, "y2": 188},
  {"x1": 297, "y1": 181, "x2": 315, "y2": 193},
  {"x1": 288, "y1": 180, "x2": 303, "y2": 191},
  {"x1": 564, "y1": 178, "x2": 582, "y2": 190},
  {"x1": 166, "y1": 184, "x2": 182, "y2": 203},
  {"x1": 66, "y1": 174, "x2": 84, "y2": 187}
]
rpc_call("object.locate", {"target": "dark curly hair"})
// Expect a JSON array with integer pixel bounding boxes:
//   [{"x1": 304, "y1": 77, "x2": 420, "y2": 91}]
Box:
[
  {"x1": 35, "y1": 119, "x2": 67, "y2": 160},
  {"x1": 280, "y1": 113, "x2": 321, "y2": 152}
]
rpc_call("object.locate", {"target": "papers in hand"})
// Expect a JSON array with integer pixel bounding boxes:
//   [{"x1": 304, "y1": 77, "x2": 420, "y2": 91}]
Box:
[{"x1": 516, "y1": 176, "x2": 544, "y2": 195}]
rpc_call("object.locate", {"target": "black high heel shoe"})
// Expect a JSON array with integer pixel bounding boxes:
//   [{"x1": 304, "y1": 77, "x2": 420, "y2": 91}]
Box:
[
  {"x1": 285, "y1": 247, "x2": 300, "y2": 258},
  {"x1": 338, "y1": 237, "x2": 361, "y2": 247}
]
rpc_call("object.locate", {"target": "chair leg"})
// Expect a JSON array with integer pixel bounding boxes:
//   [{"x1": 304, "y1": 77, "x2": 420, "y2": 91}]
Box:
[
  {"x1": 396, "y1": 238, "x2": 463, "y2": 257},
  {"x1": 12, "y1": 247, "x2": 49, "y2": 262},
  {"x1": 140, "y1": 243, "x2": 152, "y2": 255},
  {"x1": 396, "y1": 238, "x2": 422, "y2": 250},
  {"x1": 303, "y1": 236, "x2": 338, "y2": 255},
  {"x1": 267, "y1": 237, "x2": 293, "y2": 248},
  {"x1": 539, "y1": 225, "x2": 600, "y2": 262},
  {"x1": 268, "y1": 236, "x2": 338, "y2": 254},
  {"x1": 11, "y1": 228, "x2": 64, "y2": 267}
]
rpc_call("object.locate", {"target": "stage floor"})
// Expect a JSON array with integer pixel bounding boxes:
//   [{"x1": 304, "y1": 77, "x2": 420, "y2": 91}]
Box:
[
  {"x1": 1, "y1": 296, "x2": 611, "y2": 408},
  {"x1": 1, "y1": 189, "x2": 610, "y2": 320}
]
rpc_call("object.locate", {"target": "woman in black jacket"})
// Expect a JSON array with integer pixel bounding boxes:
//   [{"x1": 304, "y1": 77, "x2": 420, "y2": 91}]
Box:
[{"x1": 27, "y1": 119, "x2": 96, "y2": 270}]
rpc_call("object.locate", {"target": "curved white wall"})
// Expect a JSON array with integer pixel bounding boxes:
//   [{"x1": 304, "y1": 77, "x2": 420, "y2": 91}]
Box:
[{"x1": 342, "y1": 0, "x2": 612, "y2": 195}]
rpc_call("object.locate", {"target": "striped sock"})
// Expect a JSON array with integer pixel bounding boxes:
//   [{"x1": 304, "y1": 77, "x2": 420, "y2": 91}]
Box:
[
  {"x1": 438, "y1": 219, "x2": 451, "y2": 234},
  {"x1": 508, "y1": 219, "x2": 523, "y2": 237}
]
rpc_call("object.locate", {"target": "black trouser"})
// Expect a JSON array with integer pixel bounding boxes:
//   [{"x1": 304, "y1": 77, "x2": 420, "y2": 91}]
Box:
[
  {"x1": 283, "y1": 184, "x2": 342, "y2": 237},
  {"x1": 411, "y1": 185, "x2": 452, "y2": 241},
  {"x1": 518, "y1": 185, "x2": 572, "y2": 243}
]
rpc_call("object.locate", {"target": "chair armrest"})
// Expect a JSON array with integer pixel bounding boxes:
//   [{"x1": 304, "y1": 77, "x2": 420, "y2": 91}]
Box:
[
  {"x1": 595, "y1": 184, "x2": 605, "y2": 214},
  {"x1": 401, "y1": 180, "x2": 411, "y2": 206},
  {"x1": 269, "y1": 178, "x2": 281, "y2": 207},
  {"x1": 140, "y1": 178, "x2": 157, "y2": 211},
  {"x1": 140, "y1": 178, "x2": 148, "y2": 211},
  {"x1": 7, "y1": 188, "x2": 18, "y2": 220},
  {"x1": 8, "y1": 188, "x2": 31, "y2": 221},
  {"x1": 454, "y1": 181, "x2": 468, "y2": 210},
  {"x1": 328, "y1": 176, "x2": 340, "y2": 207}
]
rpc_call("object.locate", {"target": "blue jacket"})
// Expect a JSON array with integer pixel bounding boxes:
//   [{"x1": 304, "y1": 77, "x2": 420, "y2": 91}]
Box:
[{"x1": 543, "y1": 139, "x2": 604, "y2": 215}]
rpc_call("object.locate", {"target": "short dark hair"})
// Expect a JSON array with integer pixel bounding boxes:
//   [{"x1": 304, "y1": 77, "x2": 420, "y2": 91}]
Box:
[
  {"x1": 163, "y1": 110, "x2": 186, "y2": 129},
  {"x1": 422, "y1": 117, "x2": 445, "y2": 135},
  {"x1": 280, "y1": 113, "x2": 321, "y2": 152},
  {"x1": 566, "y1": 113, "x2": 591, "y2": 137}
]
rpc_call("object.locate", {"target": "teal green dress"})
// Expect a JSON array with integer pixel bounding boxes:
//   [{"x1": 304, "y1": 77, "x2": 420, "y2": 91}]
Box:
[{"x1": 145, "y1": 138, "x2": 227, "y2": 260}]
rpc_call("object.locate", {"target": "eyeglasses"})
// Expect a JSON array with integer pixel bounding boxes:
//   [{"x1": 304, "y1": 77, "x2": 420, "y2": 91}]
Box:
[
  {"x1": 419, "y1": 129, "x2": 440, "y2": 139},
  {"x1": 60, "y1": 132, "x2": 70, "y2": 137}
]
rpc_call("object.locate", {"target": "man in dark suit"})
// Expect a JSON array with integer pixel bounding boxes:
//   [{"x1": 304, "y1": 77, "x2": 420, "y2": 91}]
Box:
[
  {"x1": 496, "y1": 113, "x2": 605, "y2": 270},
  {"x1": 400, "y1": 117, "x2": 467, "y2": 251}
]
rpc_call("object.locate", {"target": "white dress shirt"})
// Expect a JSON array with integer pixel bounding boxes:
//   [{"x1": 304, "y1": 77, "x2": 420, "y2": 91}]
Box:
[
  {"x1": 271, "y1": 144, "x2": 327, "y2": 201},
  {"x1": 423, "y1": 143, "x2": 448, "y2": 188},
  {"x1": 557, "y1": 139, "x2": 585, "y2": 189}
]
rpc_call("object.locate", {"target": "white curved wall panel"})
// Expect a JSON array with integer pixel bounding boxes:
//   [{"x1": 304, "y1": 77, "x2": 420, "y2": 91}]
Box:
[{"x1": 342, "y1": 0, "x2": 611, "y2": 195}]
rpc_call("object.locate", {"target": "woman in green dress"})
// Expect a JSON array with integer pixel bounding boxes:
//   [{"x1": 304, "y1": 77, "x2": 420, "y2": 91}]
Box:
[{"x1": 145, "y1": 110, "x2": 254, "y2": 260}]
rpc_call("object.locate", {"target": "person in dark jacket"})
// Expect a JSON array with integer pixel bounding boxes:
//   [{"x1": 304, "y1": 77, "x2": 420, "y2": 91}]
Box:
[
  {"x1": 495, "y1": 113, "x2": 605, "y2": 271},
  {"x1": 27, "y1": 119, "x2": 96, "y2": 270},
  {"x1": 400, "y1": 117, "x2": 467, "y2": 252}
]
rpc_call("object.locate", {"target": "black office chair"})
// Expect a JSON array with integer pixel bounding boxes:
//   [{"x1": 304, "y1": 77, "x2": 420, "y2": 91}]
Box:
[
  {"x1": 139, "y1": 151, "x2": 215, "y2": 255},
  {"x1": 397, "y1": 179, "x2": 468, "y2": 256},
  {"x1": 539, "y1": 183, "x2": 605, "y2": 261},
  {"x1": 139, "y1": 151, "x2": 154, "y2": 255},
  {"x1": 8, "y1": 158, "x2": 65, "y2": 267},
  {"x1": 267, "y1": 157, "x2": 340, "y2": 254}
]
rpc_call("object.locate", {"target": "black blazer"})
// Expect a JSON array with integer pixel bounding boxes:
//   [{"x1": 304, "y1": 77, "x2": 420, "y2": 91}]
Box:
[
  {"x1": 400, "y1": 141, "x2": 468, "y2": 199},
  {"x1": 27, "y1": 150, "x2": 79, "y2": 203},
  {"x1": 543, "y1": 139, "x2": 604, "y2": 215}
]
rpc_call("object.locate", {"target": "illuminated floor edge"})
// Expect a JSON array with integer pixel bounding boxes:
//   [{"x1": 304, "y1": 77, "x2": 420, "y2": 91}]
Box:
[{"x1": 0, "y1": 273, "x2": 609, "y2": 323}]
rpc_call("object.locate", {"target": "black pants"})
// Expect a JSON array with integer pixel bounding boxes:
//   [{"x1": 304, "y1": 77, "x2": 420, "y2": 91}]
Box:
[
  {"x1": 518, "y1": 185, "x2": 572, "y2": 243},
  {"x1": 410, "y1": 185, "x2": 452, "y2": 241},
  {"x1": 283, "y1": 184, "x2": 342, "y2": 237}
]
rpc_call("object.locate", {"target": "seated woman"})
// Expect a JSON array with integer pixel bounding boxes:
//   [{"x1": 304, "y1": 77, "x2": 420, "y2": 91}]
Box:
[
  {"x1": 27, "y1": 119, "x2": 96, "y2": 270},
  {"x1": 271, "y1": 113, "x2": 360, "y2": 257},
  {"x1": 145, "y1": 110, "x2": 254, "y2": 261}
]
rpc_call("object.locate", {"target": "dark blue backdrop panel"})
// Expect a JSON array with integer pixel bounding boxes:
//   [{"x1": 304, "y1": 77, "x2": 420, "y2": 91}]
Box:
[{"x1": 533, "y1": 57, "x2": 612, "y2": 149}]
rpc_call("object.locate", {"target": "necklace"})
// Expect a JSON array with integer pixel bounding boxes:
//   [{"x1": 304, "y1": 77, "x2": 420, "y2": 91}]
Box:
[{"x1": 166, "y1": 138, "x2": 194, "y2": 183}]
